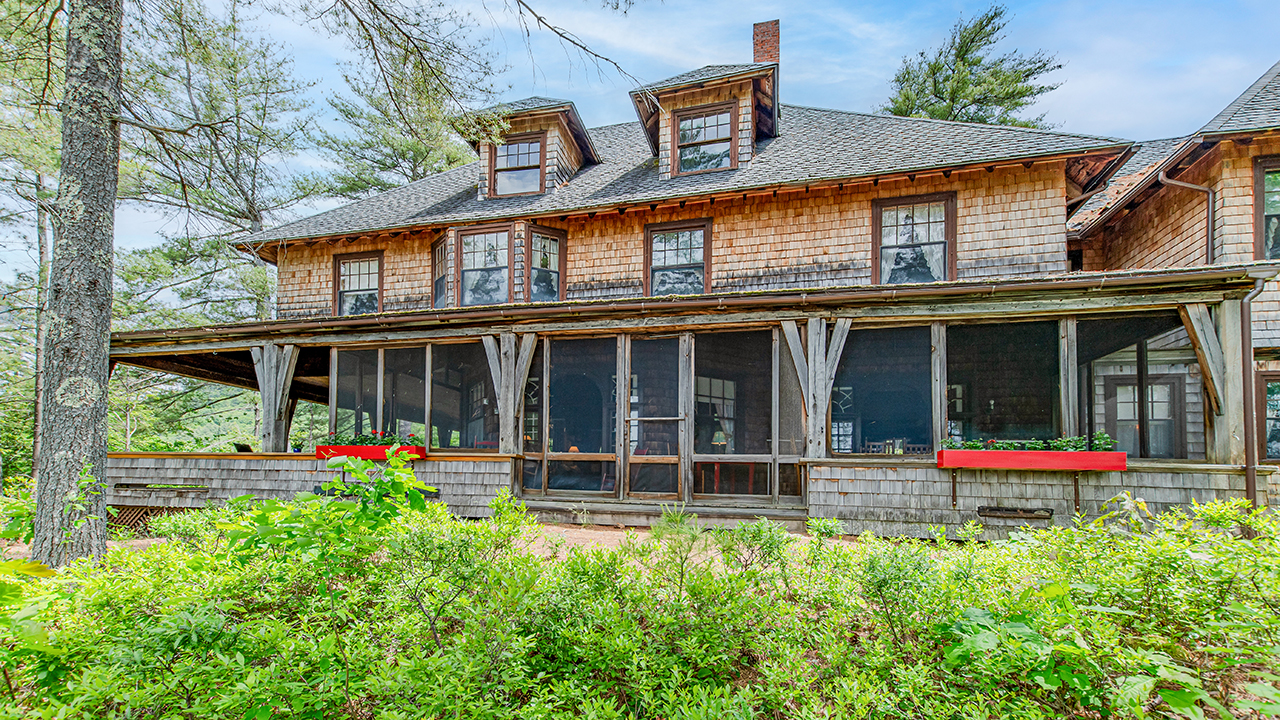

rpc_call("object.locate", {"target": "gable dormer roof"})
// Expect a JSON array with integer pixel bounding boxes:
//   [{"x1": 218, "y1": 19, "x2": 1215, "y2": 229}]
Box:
[
  {"x1": 1199, "y1": 59, "x2": 1280, "y2": 137},
  {"x1": 475, "y1": 96, "x2": 599, "y2": 164},
  {"x1": 629, "y1": 63, "x2": 779, "y2": 155}
]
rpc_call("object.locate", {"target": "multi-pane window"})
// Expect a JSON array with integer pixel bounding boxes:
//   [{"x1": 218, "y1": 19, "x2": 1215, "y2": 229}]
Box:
[
  {"x1": 529, "y1": 231, "x2": 561, "y2": 302},
  {"x1": 875, "y1": 195, "x2": 953, "y2": 284},
  {"x1": 493, "y1": 139, "x2": 542, "y2": 196},
  {"x1": 460, "y1": 230, "x2": 509, "y2": 306},
  {"x1": 647, "y1": 223, "x2": 708, "y2": 295},
  {"x1": 675, "y1": 106, "x2": 733, "y2": 174},
  {"x1": 695, "y1": 377, "x2": 736, "y2": 453},
  {"x1": 1260, "y1": 164, "x2": 1280, "y2": 259},
  {"x1": 336, "y1": 256, "x2": 379, "y2": 315},
  {"x1": 1111, "y1": 382, "x2": 1177, "y2": 458},
  {"x1": 432, "y1": 240, "x2": 448, "y2": 309},
  {"x1": 1265, "y1": 379, "x2": 1280, "y2": 458}
]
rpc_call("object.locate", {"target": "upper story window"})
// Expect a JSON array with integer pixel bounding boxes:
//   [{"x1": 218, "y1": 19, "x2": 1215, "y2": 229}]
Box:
[
  {"x1": 491, "y1": 134, "x2": 544, "y2": 196},
  {"x1": 645, "y1": 219, "x2": 711, "y2": 296},
  {"x1": 528, "y1": 228, "x2": 565, "y2": 302},
  {"x1": 334, "y1": 252, "x2": 381, "y2": 315},
  {"x1": 1256, "y1": 157, "x2": 1280, "y2": 259},
  {"x1": 673, "y1": 104, "x2": 735, "y2": 175},
  {"x1": 432, "y1": 239, "x2": 448, "y2": 309},
  {"x1": 459, "y1": 228, "x2": 509, "y2": 306},
  {"x1": 872, "y1": 193, "x2": 956, "y2": 285}
]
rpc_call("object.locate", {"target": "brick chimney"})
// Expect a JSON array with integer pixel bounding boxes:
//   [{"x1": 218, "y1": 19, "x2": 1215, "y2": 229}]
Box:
[{"x1": 753, "y1": 20, "x2": 779, "y2": 64}]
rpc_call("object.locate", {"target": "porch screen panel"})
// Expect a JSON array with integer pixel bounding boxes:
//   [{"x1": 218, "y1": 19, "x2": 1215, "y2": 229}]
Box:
[
  {"x1": 946, "y1": 321, "x2": 1058, "y2": 443},
  {"x1": 778, "y1": 337, "x2": 804, "y2": 496},
  {"x1": 335, "y1": 349, "x2": 378, "y2": 437},
  {"x1": 831, "y1": 327, "x2": 933, "y2": 454},
  {"x1": 694, "y1": 330, "x2": 771, "y2": 496},
  {"x1": 430, "y1": 342, "x2": 498, "y2": 450},
  {"x1": 1079, "y1": 314, "x2": 1201, "y2": 459},
  {"x1": 547, "y1": 337, "x2": 617, "y2": 492},
  {"x1": 522, "y1": 341, "x2": 545, "y2": 492},
  {"x1": 382, "y1": 347, "x2": 426, "y2": 443},
  {"x1": 629, "y1": 337, "x2": 679, "y2": 495}
]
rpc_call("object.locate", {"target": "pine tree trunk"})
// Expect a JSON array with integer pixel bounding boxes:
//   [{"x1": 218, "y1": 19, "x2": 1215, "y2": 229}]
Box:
[
  {"x1": 32, "y1": 174, "x2": 51, "y2": 483},
  {"x1": 31, "y1": 0, "x2": 123, "y2": 567}
]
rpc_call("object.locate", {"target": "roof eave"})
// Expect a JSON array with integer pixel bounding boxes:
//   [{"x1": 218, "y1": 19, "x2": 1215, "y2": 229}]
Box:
[{"x1": 1073, "y1": 139, "x2": 1201, "y2": 239}]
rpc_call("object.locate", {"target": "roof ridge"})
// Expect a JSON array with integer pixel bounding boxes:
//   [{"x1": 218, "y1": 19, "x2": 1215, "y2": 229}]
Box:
[
  {"x1": 1200, "y1": 59, "x2": 1280, "y2": 134},
  {"x1": 773, "y1": 103, "x2": 1130, "y2": 143}
]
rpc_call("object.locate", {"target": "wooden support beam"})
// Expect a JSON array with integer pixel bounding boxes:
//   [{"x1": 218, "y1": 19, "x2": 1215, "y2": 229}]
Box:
[
  {"x1": 251, "y1": 343, "x2": 299, "y2": 452},
  {"x1": 780, "y1": 320, "x2": 809, "y2": 404},
  {"x1": 1059, "y1": 318, "x2": 1079, "y2": 437},
  {"x1": 1179, "y1": 303, "x2": 1226, "y2": 416},
  {"x1": 806, "y1": 318, "x2": 829, "y2": 458},
  {"x1": 931, "y1": 322, "x2": 947, "y2": 452},
  {"x1": 1213, "y1": 300, "x2": 1246, "y2": 464}
]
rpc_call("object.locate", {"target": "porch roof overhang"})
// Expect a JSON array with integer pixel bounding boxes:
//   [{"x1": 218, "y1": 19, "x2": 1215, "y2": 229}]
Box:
[{"x1": 109, "y1": 263, "x2": 1280, "y2": 394}]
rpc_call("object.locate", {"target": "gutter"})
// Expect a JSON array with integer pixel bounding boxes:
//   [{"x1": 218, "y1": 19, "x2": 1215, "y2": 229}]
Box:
[
  {"x1": 1158, "y1": 170, "x2": 1216, "y2": 264},
  {"x1": 1242, "y1": 269, "x2": 1277, "y2": 507},
  {"x1": 111, "y1": 264, "x2": 1279, "y2": 347}
]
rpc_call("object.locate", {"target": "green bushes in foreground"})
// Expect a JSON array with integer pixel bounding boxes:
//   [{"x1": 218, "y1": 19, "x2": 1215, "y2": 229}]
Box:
[{"x1": 1, "y1": 456, "x2": 1279, "y2": 718}]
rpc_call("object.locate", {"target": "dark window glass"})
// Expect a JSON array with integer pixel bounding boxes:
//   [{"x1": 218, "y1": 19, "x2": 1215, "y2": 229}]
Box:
[
  {"x1": 677, "y1": 110, "x2": 732, "y2": 173},
  {"x1": 529, "y1": 232, "x2": 560, "y2": 302},
  {"x1": 382, "y1": 347, "x2": 426, "y2": 443},
  {"x1": 494, "y1": 140, "x2": 542, "y2": 195},
  {"x1": 879, "y1": 201, "x2": 947, "y2": 284},
  {"x1": 1080, "y1": 316, "x2": 1202, "y2": 459},
  {"x1": 547, "y1": 461, "x2": 616, "y2": 492},
  {"x1": 778, "y1": 464, "x2": 801, "y2": 497},
  {"x1": 628, "y1": 337, "x2": 679, "y2": 495},
  {"x1": 548, "y1": 338, "x2": 617, "y2": 456},
  {"x1": 650, "y1": 227, "x2": 705, "y2": 295},
  {"x1": 947, "y1": 322, "x2": 1058, "y2": 442},
  {"x1": 522, "y1": 459, "x2": 543, "y2": 492},
  {"x1": 335, "y1": 349, "x2": 378, "y2": 437},
  {"x1": 693, "y1": 462, "x2": 768, "y2": 496},
  {"x1": 629, "y1": 464, "x2": 678, "y2": 494},
  {"x1": 338, "y1": 257, "x2": 379, "y2": 315},
  {"x1": 460, "y1": 231, "x2": 508, "y2": 306},
  {"x1": 831, "y1": 327, "x2": 933, "y2": 455},
  {"x1": 432, "y1": 241, "x2": 448, "y2": 309},
  {"x1": 695, "y1": 331, "x2": 770, "y2": 455},
  {"x1": 1263, "y1": 169, "x2": 1280, "y2": 259},
  {"x1": 430, "y1": 343, "x2": 498, "y2": 450},
  {"x1": 1266, "y1": 381, "x2": 1280, "y2": 458}
]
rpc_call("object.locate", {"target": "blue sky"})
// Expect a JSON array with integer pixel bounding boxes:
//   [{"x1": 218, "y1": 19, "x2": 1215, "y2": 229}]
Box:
[{"x1": 8, "y1": 0, "x2": 1280, "y2": 277}]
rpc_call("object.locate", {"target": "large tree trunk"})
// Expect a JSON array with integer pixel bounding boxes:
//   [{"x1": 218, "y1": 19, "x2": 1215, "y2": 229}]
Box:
[
  {"x1": 31, "y1": 0, "x2": 123, "y2": 567},
  {"x1": 32, "y1": 174, "x2": 51, "y2": 483}
]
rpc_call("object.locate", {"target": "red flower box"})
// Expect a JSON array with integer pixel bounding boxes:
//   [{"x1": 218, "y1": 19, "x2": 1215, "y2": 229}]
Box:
[
  {"x1": 936, "y1": 449, "x2": 1126, "y2": 472},
  {"x1": 315, "y1": 445, "x2": 427, "y2": 461}
]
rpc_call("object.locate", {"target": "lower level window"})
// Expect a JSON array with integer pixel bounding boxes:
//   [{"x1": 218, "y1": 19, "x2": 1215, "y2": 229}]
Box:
[{"x1": 647, "y1": 221, "x2": 708, "y2": 295}]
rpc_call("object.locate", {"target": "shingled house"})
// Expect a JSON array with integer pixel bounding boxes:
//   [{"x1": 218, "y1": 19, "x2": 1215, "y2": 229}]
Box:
[{"x1": 107, "y1": 23, "x2": 1280, "y2": 534}]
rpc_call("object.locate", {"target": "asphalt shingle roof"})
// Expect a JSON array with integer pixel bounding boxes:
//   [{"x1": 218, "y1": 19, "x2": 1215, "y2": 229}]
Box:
[
  {"x1": 247, "y1": 104, "x2": 1129, "y2": 246},
  {"x1": 635, "y1": 64, "x2": 774, "y2": 93},
  {"x1": 1200, "y1": 60, "x2": 1280, "y2": 136},
  {"x1": 1068, "y1": 136, "x2": 1190, "y2": 232},
  {"x1": 478, "y1": 96, "x2": 573, "y2": 114}
]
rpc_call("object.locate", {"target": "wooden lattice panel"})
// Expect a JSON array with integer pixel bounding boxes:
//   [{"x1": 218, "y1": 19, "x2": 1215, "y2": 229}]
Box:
[{"x1": 108, "y1": 505, "x2": 186, "y2": 531}]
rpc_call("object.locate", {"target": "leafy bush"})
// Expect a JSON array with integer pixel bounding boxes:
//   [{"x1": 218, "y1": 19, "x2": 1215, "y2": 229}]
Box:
[
  {"x1": 1, "y1": 486, "x2": 1278, "y2": 718},
  {"x1": 942, "y1": 431, "x2": 1117, "y2": 451}
]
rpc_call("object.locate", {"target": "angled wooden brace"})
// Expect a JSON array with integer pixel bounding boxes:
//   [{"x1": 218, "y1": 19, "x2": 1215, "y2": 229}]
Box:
[{"x1": 1180, "y1": 303, "x2": 1226, "y2": 416}]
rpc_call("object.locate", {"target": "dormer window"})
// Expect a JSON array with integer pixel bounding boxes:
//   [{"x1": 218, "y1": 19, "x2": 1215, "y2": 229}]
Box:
[
  {"x1": 673, "y1": 104, "x2": 736, "y2": 175},
  {"x1": 491, "y1": 134, "x2": 545, "y2": 196}
]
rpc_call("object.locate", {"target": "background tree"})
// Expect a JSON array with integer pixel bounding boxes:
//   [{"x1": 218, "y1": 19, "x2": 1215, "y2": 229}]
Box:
[
  {"x1": 311, "y1": 61, "x2": 475, "y2": 200},
  {"x1": 880, "y1": 4, "x2": 1062, "y2": 128}
]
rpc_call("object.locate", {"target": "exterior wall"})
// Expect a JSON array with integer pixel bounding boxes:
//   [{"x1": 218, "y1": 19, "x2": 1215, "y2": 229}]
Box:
[
  {"x1": 276, "y1": 231, "x2": 437, "y2": 319},
  {"x1": 275, "y1": 163, "x2": 1069, "y2": 317},
  {"x1": 808, "y1": 461, "x2": 1264, "y2": 539},
  {"x1": 1088, "y1": 134, "x2": 1280, "y2": 348},
  {"x1": 105, "y1": 454, "x2": 512, "y2": 520},
  {"x1": 655, "y1": 81, "x2": 754, "y2": 178}
]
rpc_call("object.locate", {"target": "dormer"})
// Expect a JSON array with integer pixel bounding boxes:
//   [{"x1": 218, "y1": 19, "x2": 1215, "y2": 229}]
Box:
[
  {"x1": 473, "y1": 97, "x2": 599, "y2": 200},
  {"x1": 630, "y1": 21, "x2": 780, "y2": 179}
]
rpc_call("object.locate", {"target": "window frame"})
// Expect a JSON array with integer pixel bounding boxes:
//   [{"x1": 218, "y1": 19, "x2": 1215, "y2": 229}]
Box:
[
  {"x1": 525, "y1": 224, "x2": 568, "y2": 303},
  {"x1": 431, "y1": 238, "x2": 448, "y2": 309},
  {"x1": 1254, "y1": 156, "x2": 1280, "y2": 259},
  {"x1": 643, "y1": 218, "x2": 713, "y2": 296},
  {"x1": 488, "y1": 131, "x2": 547, "y2": 198},
  {"x1": 1102, "y1": 373, "x2": 1187, "y2": 459},
  {"x1": 671, "y1": 102, "x2": 738, "y2": 177},
  {"x1": 455, "y1": 223, "x2": 515, "y2": 307},
  {"x1": 871, "y1": 192, "x2": 958, "y2": 285},
  {"x1": 1256, "y1": 370, "x2": 1280, "y2": 459},
  {"x1": 332, "y1": 250, "x2": 384, "y2": 316}
]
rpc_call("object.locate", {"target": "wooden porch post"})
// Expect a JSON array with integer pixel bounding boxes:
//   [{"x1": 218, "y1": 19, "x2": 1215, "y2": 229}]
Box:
[
  {"x1": 1214, "y1": 300, "x2": 1246, "y2": 464},
  {"x1": 931, "y1": 322, "x2": 947, "y2": 451},
  {"x1": 781, "y1": 317, "x2": 850, "y2": 458},
  {"x1": 1059, "y1": 318, "x2": 1079, "y2": 438},
  {"x1": 251, "y1": 343, "x2": 299, "y2": 452},
  {"x1": 483, "y1": 333, "x2": 538, "y2": 455}
]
